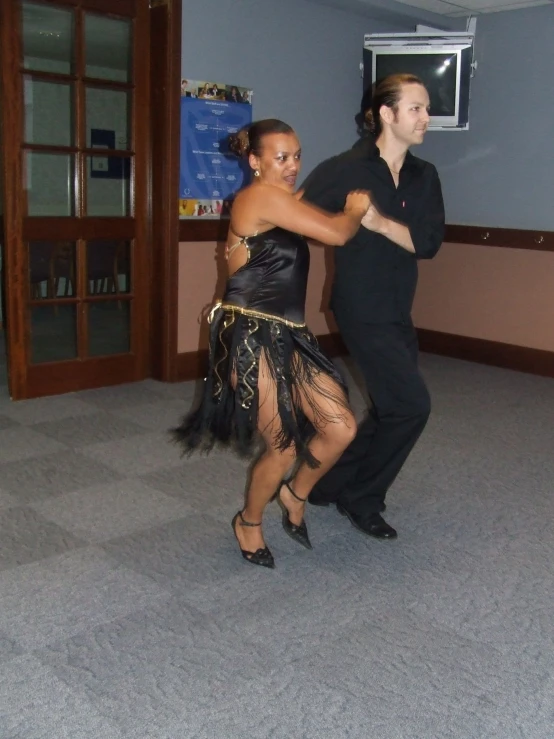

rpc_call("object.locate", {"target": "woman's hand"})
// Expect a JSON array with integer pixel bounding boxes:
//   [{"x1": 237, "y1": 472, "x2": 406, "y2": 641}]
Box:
[
  {"x1": 360, "y1": 195, "x2": 387, "y2": 233},
  {"x1": 344, "y1": 190, "x2": 371, "y2": 215}
]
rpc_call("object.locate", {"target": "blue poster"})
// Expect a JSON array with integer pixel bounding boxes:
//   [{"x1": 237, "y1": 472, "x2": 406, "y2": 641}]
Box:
[{"x1": 179, "y1": 86, "x2": 252, "y2": 215}]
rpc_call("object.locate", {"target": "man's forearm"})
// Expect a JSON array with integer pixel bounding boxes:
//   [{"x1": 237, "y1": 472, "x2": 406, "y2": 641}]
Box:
[{"x1": 377, "y1": 218, "x2": 416, "y2": 254}]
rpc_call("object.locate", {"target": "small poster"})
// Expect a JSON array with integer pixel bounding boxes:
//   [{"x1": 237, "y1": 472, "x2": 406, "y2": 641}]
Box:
[
  {"x1": 179, "y1": 79, "x2": 253, "y2": 219},
  {"x1": 90, "y1": 128, "x2": 130, "y2": 179}
]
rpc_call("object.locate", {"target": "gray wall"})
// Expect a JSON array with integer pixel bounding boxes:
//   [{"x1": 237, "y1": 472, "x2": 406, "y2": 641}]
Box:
[
  {"x1": 181, "y1": 0, "x2": 408, "y2": 178},
  {"x1": 418, "y1": 4, "x2": 554, "y2": 231}
]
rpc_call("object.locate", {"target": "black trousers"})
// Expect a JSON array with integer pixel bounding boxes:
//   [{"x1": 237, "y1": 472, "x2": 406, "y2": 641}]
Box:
[{"x1": 312, "y1": 317, "x2": 430, "y2": 521}]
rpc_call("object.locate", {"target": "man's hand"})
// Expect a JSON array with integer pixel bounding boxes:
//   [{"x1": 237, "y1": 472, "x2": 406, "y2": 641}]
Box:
[
  {"x1": 360, "y1": 197, "x2": 387, "y2": 233},
  {"x1": 361, "y1": 196, "x2": 416, "y2": 254}
]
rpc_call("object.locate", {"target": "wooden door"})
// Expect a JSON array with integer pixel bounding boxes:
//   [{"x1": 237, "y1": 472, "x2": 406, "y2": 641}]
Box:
[{"x1": 0, "y1": 0, "x2": 151, "y2": 399}]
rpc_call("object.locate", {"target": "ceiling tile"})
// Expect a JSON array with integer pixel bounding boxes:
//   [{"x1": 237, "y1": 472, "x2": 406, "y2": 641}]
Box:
[
  {"x1": 446, "y1": 0, "x2": 552, "y2": 10},
  {"x1": 388, "y1": 0, "x2": 469, "y2": 13},
  {"x1": 370, "y1": 0, "x2": 554, "y2": 15}
]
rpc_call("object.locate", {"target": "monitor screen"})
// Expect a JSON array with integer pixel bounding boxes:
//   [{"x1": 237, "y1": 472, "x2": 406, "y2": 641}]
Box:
[{"x1": 375, "y1": 52, "x2": 458, "y2": 117}]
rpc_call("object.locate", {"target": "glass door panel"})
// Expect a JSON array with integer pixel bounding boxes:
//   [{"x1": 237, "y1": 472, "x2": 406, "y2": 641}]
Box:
[
  {"x1": 28, "y1": 240, "x2": 76, "y2": 300},
  {"x1": 84, "y1": 17, "x2": 134, "y2": 219},
  {"x1": 85, "y1": 238, "x2": 132, "y2": 357},
  {"x1": 30, "y1": 304, "x2": 78, "y2": 364},
  {"x1": 28, "y1": 239, "x2": 77, "y2": 366},
  {"x1": 24, "y1": 77, "x2": 74, "y2": 147},
  {"x1": 22, "y1": 3, "x2": 75, "y2": 74},
  {"x1": 86, "y1": 157, "x2": 131, "y2": 216},
  {"x1": 86, "y1": 86, "x2": 131, "y2": 150},
  {"x1": 25, "y1": 152, "x2": 75, "y2": 216},
  {"x1": 85, "y1": 15, "x2": 132, "y2": 82},
  {"x1": 87, "y1": 301, "x2": 131, "y2": 357},
  {"x1": 86, "y1": 239, "x2": 131, "y2": 295}
]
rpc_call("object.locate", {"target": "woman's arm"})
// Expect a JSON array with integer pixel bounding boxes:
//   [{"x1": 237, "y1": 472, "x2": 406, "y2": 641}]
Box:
[{"x1": 244, "y1": 184, "x2": 369, "y2": 246}]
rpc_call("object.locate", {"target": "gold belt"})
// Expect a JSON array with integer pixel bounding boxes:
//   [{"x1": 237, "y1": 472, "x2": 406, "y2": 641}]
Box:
[{"x1": 207, "y1": 302, "x2": 306, "y2": 329}]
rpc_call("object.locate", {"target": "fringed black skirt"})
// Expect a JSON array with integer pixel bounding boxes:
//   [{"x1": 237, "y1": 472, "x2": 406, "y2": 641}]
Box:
[{"x1": 172, "y1": 304, "x2": 350, "y2": 467}]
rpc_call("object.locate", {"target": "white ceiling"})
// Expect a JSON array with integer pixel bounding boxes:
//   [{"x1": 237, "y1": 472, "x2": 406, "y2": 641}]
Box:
[
  {"x1": 305, "y1": 0, "x2": 554, "y2": 30},
  {"x1": 378, "y1": 0, "x2": 553, "y2": 17}
]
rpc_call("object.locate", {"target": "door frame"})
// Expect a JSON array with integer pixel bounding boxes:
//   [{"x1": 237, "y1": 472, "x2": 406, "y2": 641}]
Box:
[
  {"x1": 0, "y1": 0, "x2": 183, "y2": 398},
  {"x1": 149, "y1": 0, "x2": 182, "y2": 383},
  {"x1": 0, "y1": 0, "x2": 26, "y2": 397}
]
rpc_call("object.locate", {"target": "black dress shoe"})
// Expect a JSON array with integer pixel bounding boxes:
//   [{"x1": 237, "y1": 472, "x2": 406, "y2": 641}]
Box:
[
  {"x1": 231, "y1": 511, "x2": 275, "y2": 568},
  {"x1": 336, "y1": 503, "x2": 397, "y2": 540}
]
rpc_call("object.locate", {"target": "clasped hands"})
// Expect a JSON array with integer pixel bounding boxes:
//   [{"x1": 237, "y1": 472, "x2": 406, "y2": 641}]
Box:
[{"x1": 345, "y1": 190, "x2": 387, "y2": 234}]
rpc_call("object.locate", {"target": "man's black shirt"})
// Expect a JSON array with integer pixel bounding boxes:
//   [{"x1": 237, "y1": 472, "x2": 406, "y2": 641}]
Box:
[{"x1": 301, "y1": 136, "x2": 445, "y2": 324}]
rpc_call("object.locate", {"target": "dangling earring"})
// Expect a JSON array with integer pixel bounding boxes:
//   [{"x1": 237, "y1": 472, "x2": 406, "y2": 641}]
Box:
[{"x1": 254, "y1": 169, "x2": 260, "y2": 177}]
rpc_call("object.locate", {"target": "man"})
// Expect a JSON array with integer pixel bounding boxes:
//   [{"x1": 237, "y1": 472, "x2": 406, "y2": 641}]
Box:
[{"x1": 301, "y1": 73, "x2": 445, "y2": 539}]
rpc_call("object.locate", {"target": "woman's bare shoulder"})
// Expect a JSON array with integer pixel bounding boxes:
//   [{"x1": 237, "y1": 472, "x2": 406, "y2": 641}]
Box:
[{"x1": 230, "y1": 184, "x2": 288, "y2": 235}]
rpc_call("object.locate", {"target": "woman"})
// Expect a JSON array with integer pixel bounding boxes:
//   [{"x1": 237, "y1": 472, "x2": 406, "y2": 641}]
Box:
[{"x1": 174, "y1": 119, "x2": 371, "y2": 569}]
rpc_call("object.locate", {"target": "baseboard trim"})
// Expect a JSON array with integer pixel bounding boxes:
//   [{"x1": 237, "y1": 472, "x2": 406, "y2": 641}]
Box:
[
  {"x1": 417, "y1": 328, "x2": 554, "y2": 378},
  {"x1": 176, "y1": 329, "x2": 554, "y2": 381},
  {"x1": 178, "y1": 220, "x2": 554, "y2": 251},
  {"x1": 176, "y1": 347, "x2": 208, "y2": 382}
]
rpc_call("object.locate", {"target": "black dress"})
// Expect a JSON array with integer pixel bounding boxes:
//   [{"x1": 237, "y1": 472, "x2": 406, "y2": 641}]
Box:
[{"x1": 173, "y1": 227, "x2": 349, "y2": 467}]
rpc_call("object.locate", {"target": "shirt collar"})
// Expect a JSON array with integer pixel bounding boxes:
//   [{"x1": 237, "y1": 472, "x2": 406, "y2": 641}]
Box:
[{"x1": 351, "y1": 135, "x2": 423, "y2": 173}]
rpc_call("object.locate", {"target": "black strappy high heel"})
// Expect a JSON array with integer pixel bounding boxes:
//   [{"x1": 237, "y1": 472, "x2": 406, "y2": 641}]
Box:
[
  {"x1": 231, "y1": 511, "x2": 275, "y2": 569},
  {"x1": 277, "y1": 481, "x2": 313, "y2": 550}
]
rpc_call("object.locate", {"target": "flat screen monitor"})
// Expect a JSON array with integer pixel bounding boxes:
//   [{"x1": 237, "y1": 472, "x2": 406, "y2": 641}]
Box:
[{"x1": 363, "y1": 44, "x2": 472, "y2": 129}]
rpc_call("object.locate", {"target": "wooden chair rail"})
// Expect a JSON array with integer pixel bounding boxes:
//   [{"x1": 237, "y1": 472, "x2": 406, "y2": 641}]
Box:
[{"x1": 178, "y1": 219, "x2": 554, "y2": 252}]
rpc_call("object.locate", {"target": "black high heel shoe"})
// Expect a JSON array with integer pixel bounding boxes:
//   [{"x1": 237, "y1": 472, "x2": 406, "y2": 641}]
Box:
[
  {"x1": 231, "y1": 511, "x2": 275, "y2": 569},
  {"x1": 277, "y1": 481, "x2": 312, "y2": 550}
]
